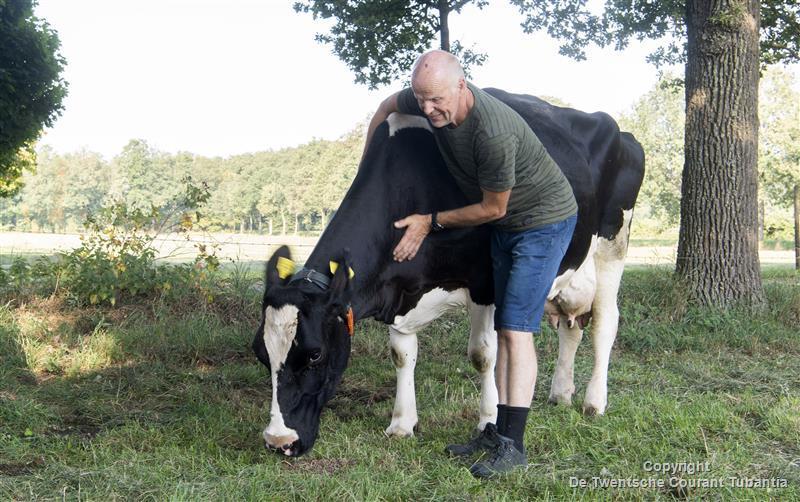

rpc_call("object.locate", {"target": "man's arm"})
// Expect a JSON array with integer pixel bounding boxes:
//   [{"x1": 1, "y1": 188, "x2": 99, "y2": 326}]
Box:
[
  {"x1": 392, "y1": 188, "x2": 510, "y2": 262},
  {"x1": 362, "y1": 91, "x2": 401, "y2": 158}
]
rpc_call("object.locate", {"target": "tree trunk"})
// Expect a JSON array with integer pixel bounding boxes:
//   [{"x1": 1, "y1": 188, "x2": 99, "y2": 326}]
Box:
[
  {"x1": 294, "y1": 213, "x2": 299, "y2": 235},
  {"x1": 281, "y1": 213, "x2": 287, "y2": 235},
  {"x1": 438, "y1": 0, "x2": 450, "y2": 51},
  {"x1": 268, "y1": 218, "x2": 273, "y2": 236},
  {"x1": 677, "y1": 0, "x2": 765, "y2": 307},
  {"x1": 794, "y1": 184, "x2": 799, "y2": 270}
]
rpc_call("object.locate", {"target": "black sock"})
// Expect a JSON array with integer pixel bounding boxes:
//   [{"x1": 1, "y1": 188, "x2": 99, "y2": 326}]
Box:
[
  {"x1": 496, "y1": 404, "x2": 509, "y2": 434},
  {"x1": 503, "y1": 406, "x2": 529, "y2": 454}
]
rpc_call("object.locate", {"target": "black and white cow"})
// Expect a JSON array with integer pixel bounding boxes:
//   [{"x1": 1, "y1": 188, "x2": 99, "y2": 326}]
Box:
[{"x1": 253, "y1": 88, "x2": 645, "y2": 457}]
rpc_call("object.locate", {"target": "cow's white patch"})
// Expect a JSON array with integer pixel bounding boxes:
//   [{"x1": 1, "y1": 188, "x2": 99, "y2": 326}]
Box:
[
  {"x1": 544, "y1": 209, "x2": 633, "y2": 415},
  {"x1": 583, "y1": 208, "x2": 632, "y2": 415},
  {"x1": 548, "y1": 235, "x2": 598, "y2": 328},
  {"x1": 262, "y1": 305, "x2": 300, "y2": 449},
  {"x1": 385, "y1": 329, "x2": 418, "y2": 437},
  {"x1": 386, "y1": 288, "x2": 468, "y2": 436},
  {"x1": 387, "y1": 112, "x2": 432, "y2": 136},
  {"x1": 548, "y1": 318, "x2": 583, "y2": 405},
  {"x1": 391, "y1": 288, "x2": 467, "y2": 334},
  {"x1": 467, "y1": 302, "x2": 498, "y2": 430}
]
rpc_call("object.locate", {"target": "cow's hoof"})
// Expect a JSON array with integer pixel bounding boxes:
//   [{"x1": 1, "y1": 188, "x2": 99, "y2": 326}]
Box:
[
  {"x1": 548, "y1": 393, "x2": 573, "y2": 406},
  {"x1": 385, "y1": 422, "x2": 415, "y2": 438},
  {"x1": 581, "y1": 403, "x2": 606, "y2": 416},
  {"x1": 583, "y1": 382, "x2": 607, "y2": 416}
]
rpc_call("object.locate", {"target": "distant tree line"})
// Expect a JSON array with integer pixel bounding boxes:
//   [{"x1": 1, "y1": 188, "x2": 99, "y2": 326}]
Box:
[
  {"x1": 0, "y1": 126, "x2": 364, "y2": 235},
  {"x1": 618, "y1": 66, "x2": 799, "y2": 243},
  {"x1": 1, "y1": 68, "x2": 796, "y2": 241}
]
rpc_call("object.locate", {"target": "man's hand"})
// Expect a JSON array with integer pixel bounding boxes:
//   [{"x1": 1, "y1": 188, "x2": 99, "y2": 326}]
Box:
[{"x1": 392, "y1": 214, "x2": 431, "y2": 262}]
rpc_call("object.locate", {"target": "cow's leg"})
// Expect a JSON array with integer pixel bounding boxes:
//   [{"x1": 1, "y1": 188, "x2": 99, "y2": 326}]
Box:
[
  {"x1": 385, "y1": 328, "x2": 418, "y2": 437},
  {"x1": 548, "y1": 316, "x2": 583, "y2": 406},
  {"x1": 583, "y1": 211, "x2": 631, "y2": 415},
  {"x1": 467, "y1": 302, "x2": 498, "y2": 430},
  {"x1": 385, "y1": 288, "x2": 468, "y2": 437}
]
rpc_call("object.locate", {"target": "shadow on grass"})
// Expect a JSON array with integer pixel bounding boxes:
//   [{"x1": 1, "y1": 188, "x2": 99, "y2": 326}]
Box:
[
  {"x1": 1, "y1": 266, "x2": 799, "y2": 499},
  {"x1": 0, "y1": 297, "x2": 400, "y2": 474}
]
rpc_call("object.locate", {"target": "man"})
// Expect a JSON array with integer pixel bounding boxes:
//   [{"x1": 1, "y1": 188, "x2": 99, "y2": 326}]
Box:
[{"x1": 364, "y1": 50, "x2": 577, "y2": 478}]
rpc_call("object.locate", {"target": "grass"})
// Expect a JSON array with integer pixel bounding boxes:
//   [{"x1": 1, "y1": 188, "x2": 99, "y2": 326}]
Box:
[{"x1": 1, "y1": 266, "x2": 798, "y2": 500}]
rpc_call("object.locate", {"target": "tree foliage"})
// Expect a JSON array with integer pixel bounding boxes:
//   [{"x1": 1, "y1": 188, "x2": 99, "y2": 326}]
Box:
[
  {"x1": 0, "y1": 0, "x2": 67, "y2": 195},
  {"x1": 619, "y1": 68, "x2": 798, "y2": 241},
  {"x1": 759, "y1": 66, "x2": 800, "y2": 208},
  {"x1": 0, "y1": 127, "x2": 365, "y2": 235},
  {"x1": 507, "y1": 0, "x2": 799, "y2": 307},
  {"x1": 618, "y1": 77, "x2": 685, "y2": 227},
  {"x1": 293, "y1": 0, "x2": 488, "y2": 88},
  {"x1": 509, "y1": 0, "x2": 799, "y2": 67}
]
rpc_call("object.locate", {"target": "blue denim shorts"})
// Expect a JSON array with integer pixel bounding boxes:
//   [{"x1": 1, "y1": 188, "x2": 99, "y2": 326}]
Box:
[{"x1": 491, "y1": 214, "x2": 577, "y2": 333}]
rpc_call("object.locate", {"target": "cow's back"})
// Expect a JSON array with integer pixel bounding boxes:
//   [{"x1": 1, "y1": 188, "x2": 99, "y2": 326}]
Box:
[{"x1": 484, "y1": 88, "x2": 644, "y2": 274}]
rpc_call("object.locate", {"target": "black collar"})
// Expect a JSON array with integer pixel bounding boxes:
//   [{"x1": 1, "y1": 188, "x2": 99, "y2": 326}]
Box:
[{"x1": 288, "y1": 268, "x2": 331, "y2": 290}]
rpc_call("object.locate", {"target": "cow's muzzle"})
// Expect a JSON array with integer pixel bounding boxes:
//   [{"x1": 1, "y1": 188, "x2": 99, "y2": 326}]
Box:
[{"x1": 264, "y1": 431, "x2": 301, "y2": 457}]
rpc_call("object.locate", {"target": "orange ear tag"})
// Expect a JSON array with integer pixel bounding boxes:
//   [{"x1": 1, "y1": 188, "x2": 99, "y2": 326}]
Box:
[{"x1": 346, "y1": 307, "x2": 355, "y2": 337}]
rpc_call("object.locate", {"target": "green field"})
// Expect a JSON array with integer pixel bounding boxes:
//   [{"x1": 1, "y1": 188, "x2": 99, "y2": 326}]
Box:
[{"x1": 1, "y1": 266, "x2": 798, "y2": 500}]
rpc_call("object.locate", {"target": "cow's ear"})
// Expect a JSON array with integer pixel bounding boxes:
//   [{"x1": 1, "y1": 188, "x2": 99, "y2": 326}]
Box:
[
  {"x1": 328, "y1": 248, "x2": 353, "y2": 298},
  {"x1": 265, "y1": 245, "x2": 294, "y2": 288}
]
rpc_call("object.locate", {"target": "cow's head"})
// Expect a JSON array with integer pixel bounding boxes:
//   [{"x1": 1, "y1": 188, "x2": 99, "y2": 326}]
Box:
[{"x1": 252, "y1": 245, "x2": 353, "y2": 456}]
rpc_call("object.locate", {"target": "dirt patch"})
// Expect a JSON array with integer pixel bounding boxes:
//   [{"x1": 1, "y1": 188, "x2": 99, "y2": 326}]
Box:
[
  {"x1": 334, "y1": 385, "x2": 392, "y2": 406},
  {"x1": 14, "y1": 297, "x2": 80, "y2": 333},
  {"x1": 0, "y1": 457, "x2": 45, "y2": 476},
  {"x1": 48, "y1": 423, "x2": 101, "y2": 439},
  {"x1": 15, "y1": 371, "x2": 38, "y2": 386},
  {"x1": 282, "y1": 458, "x2": 355, "y2": 475},
  {"x1": 47, "y1": 415, "x2": 104, "y2": 439},
  {"x1": 193, "y1": 350, "x2": 252, "y2": 369},
  {"x1": 326, "y1": 384, "x2": 393, "y2": 421}
]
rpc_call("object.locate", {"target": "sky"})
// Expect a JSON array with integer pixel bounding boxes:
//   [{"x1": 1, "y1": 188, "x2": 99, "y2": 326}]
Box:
[{"x1": 31, "y1": 0, "x2": 791, "y2": 160}]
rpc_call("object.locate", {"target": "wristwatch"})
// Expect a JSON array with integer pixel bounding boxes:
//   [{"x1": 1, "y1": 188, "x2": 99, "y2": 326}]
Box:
[{"x1": 430, "y1": 212, "x2": 445, "y2": 233}]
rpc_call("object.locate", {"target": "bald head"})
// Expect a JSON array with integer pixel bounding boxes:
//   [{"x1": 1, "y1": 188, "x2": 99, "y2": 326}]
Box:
[
  {"x1": 408, "y1": 50, "x2": 471, "y2": 128},
  {"x1": 411, "y1": 50, "x2": 465, "y2": 92}
]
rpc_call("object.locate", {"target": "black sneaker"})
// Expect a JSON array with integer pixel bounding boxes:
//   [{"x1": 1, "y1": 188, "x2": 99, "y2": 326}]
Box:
[
  {"x1": 469, "y1": 435, "x2": 527, "y2": 479},
  {"x1": 444, "y1": 423, "x2": 502, "y2": 458}
]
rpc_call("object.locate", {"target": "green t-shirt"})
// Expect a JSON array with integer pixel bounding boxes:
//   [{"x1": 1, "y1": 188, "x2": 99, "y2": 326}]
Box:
[{"x1": 397, "y1": 83, "x2": 577, "y2": 232}]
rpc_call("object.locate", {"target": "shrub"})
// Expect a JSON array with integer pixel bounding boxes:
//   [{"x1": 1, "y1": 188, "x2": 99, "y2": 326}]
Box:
[{"x1": 55, "y1": 177, "x2": 219, "y2": 306}]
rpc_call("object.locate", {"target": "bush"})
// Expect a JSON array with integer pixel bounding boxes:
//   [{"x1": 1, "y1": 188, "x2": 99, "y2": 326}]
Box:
[{"x1": 53, "y1": 177, "x2": 219, "y2": 306}]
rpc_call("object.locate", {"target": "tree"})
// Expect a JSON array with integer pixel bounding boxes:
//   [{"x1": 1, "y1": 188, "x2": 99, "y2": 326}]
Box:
[
  {"x1": 293, "y1": 0, "x2": 488, "y2": 88},
  {"x1": 114, "y1": 140, "x2": 185, "y2": 219},
  {"x1": 619, "y1": 68, "x2": 799, "y2": 249},
  {"x1": 16, "y1": 146, "x2": 66, "y2": 231},
  {"x1": 0, "y1": 0, "x2": 67, "y2": 196},
  {"x1": 758, "y1": 66, "x2": 800, "y2": 267},
  {"x1": 509, "y1": 0, "x2": 798, "y2": 307},
  {"x1": 618, "y1": 78, "x2": 685, "y2": 228}
]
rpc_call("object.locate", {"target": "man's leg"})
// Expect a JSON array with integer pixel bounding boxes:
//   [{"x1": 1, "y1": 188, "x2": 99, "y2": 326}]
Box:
[
  {"x1": 470, "y1": 328, "x2": 531, "y2": 478},
  {"x1": 498, "y1": 329, "x2": 537, "y2": 406},
  {"x1": 472, "y1": 216, "x2": 577, "y2": 478},
  {"x1": 497, "y1": 329, "x2": 536, "y2": 455}
]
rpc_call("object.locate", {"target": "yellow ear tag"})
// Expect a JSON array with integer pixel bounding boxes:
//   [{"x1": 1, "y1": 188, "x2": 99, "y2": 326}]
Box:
[
  {"x1": 329, "y1": 261, "x2": 355, "y2": 279},
  {"x1": 276, "y1": 256, "x2": 295, "y2": 280}
]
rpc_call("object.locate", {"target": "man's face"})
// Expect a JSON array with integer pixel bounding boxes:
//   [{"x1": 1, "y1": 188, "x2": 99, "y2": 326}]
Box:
[{"x1": 412, "y1": 76, "x2": 463, "y2": 128}]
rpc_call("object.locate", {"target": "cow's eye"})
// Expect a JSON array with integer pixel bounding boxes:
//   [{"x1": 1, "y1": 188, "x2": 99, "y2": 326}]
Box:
[{"x1": 308, "y1": 350, "x2": 322, "y2": 365}]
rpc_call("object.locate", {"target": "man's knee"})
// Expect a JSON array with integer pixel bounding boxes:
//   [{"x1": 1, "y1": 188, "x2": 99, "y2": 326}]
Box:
[{"x1": 497, "y1": 328, "x2": 535, "y2": 346}]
